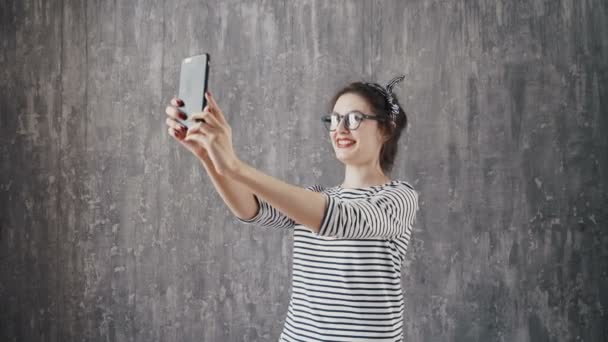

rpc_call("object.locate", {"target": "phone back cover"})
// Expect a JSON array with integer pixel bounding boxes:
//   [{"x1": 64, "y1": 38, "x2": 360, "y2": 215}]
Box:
[{"x1": 178, "y1": 54, "x2": 209, "y2": 124}]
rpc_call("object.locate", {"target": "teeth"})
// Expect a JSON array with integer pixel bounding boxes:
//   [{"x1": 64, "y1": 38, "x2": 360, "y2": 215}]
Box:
[{"x1": 337, "y1": 140, "x2": 355, "y2": 147}]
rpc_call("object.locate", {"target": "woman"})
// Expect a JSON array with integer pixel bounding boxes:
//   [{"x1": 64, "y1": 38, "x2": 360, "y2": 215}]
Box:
[{"x1": 164, "y1": 75, "x2": 419, "y2": 341}]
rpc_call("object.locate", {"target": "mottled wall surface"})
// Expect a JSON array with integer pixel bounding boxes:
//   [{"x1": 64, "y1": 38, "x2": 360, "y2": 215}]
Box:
[{"x1": 1, "y1": 0, "x2": 606, "y2": 341}]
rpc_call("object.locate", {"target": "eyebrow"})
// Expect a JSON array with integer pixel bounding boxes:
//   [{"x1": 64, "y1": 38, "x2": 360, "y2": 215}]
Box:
[{"x1": 331, "y1": 110, "x2": 364, "y2": 115}]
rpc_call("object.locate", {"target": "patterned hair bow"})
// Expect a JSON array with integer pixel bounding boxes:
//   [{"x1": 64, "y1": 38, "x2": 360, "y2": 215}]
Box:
[{"x1": 365, "y1": 75, "x2": 406, "y2": 122}]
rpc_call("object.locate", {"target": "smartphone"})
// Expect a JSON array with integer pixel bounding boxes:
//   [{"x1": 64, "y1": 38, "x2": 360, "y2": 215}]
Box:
[{"x1": 178, "y1": 53, "x2": 210, "y2": 128}]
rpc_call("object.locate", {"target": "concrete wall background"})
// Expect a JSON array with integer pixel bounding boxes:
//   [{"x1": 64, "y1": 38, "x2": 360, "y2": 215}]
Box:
[{"x1": 1, "y1": 0, "x2": 606, "y2": 341}]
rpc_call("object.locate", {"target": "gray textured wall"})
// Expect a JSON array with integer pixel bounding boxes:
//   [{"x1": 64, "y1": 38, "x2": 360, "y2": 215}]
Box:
[{"x1": 1, "y1": 0, "x2": 607, "y2": 341}]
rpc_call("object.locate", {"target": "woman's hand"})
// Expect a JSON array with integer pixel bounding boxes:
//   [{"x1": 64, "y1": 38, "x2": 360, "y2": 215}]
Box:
[
  {"x1": 165, "y1": 96, "x2": 211, "y2": 161},
  {"x1": 184, "y1": 92, "x2": 242, "y2": 176}
]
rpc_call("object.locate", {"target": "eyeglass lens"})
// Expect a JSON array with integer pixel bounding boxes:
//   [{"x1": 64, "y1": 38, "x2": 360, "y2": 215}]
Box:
[{"x1": 329, "y1": 112, "x2": 361, "y2": 131}]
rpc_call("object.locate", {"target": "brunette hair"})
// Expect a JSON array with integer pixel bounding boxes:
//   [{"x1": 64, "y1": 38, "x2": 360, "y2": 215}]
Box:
[{"x1": 328, "y1": 81, "x2": 408, "y2": 175}]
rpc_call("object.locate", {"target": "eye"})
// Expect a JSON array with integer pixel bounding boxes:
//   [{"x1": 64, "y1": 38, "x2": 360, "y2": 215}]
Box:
[{"x1": 348, "y1": 112, "x2": 363, "y2": 122}]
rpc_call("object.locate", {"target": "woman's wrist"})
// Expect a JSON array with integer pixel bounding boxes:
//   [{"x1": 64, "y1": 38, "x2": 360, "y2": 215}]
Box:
[
  {"x1": 224, "y1": 158, "x2": 246, "y2": 179},
  {"x1": 198, "y1": 153, "x2": 213, "y2": 169}
]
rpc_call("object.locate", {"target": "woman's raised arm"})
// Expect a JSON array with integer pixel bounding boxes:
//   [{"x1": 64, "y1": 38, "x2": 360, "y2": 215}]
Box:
[
  {"x1": 166, "y1": 94, "x2": 308, "y2": 229},
  {"x1": 165, "y1": 96, "x2": 259, "y2": 223}
]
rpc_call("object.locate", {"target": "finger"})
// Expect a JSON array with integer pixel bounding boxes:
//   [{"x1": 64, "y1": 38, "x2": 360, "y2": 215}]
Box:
[
  {"x1": 189, "y1": 109, "x2": 220, "y2": 128},
  {"x1": 205, "y1": 92, "x2": 227, "y2": 125},
  {"x1": 184, "y1": 132, "x2": 207, "y2": 145},
  {"x1": 187, "y1": 122, "x2": 219, "y2": 139},
  {"x1": 166, "y1": 117, "x2": 188, "y2": 133},
  {"x1": 200, "y1": 111, "x2": 220, "y2": 127},
  {"x1": 168, "y1": 127, "x2": 183, "y2": 140},
  {"x1": 165, "y1": 105, "x2": 187, "y2": 121},
  {"x1": 171, "y1": 96, "x2": 184, "y2": 107},
  {"x1": 186, "y1": 122, "x2": 209, "y2": 137}
]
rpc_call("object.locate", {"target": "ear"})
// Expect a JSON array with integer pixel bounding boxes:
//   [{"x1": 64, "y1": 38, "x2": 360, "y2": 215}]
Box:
[{"x1": 382, "y1": 121, "x2": 396, "y2": 143}]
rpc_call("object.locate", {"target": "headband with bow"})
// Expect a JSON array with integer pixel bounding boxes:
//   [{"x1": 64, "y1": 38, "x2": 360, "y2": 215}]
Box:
[{"x1": 365, "y1": 75, "x2": 406, "y2": 122}]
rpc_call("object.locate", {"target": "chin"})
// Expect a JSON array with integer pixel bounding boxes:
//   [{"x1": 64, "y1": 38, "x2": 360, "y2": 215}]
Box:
[{"x1": 334, "y1": 147, "x2": 357, "y2": 161}]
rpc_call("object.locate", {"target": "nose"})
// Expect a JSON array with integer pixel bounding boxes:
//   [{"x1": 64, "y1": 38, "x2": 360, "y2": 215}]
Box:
[{"x1": 335, "y1": 115, "x2": 350, "y2": 133}]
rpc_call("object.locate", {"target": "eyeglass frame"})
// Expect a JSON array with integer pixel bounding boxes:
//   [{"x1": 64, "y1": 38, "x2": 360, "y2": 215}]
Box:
[{"x1": 321, "y1": 110, "x2": 388, "y2": 131}]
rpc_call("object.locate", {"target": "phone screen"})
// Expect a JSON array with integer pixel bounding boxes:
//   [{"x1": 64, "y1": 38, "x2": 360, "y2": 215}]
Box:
[{"x1": 178, "y1": 53, "x2": 210, "y2": 128}]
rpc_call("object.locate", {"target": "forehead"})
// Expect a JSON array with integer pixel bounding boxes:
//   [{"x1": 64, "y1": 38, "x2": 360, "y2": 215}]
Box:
[{"x1": 333, "y1": 93, "x2": 373, "y2": 114}]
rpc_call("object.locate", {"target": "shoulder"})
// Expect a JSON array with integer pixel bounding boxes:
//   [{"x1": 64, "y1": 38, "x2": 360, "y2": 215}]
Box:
[
  {"x1": 386, "y1": 180, "x2": 417, "y2": 193},
  {"x1": 381, "y1": 180, "x2": 419, "y2": 202},
  {"x1": 385, "y1": 180, "x2": 419, "y2": 212},
  {"x1": 305, "y1": 184, "x2": 326, "y2": 192}
]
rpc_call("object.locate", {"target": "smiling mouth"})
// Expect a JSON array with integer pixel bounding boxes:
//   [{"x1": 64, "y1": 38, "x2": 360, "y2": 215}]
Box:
[{"x1": 336, "y1": 140, "x2": 356, "y2": 148}]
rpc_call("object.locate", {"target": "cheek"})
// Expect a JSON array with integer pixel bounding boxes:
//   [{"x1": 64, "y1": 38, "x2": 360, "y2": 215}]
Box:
[{"x1": 356, "y1": 128, "x2": 383, "y2": 151}]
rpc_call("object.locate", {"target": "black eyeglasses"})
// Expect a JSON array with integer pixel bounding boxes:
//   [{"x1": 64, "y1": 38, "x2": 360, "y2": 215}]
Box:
[{"x1": 321, "y1": 111, "x2": 387, "y2": 131}]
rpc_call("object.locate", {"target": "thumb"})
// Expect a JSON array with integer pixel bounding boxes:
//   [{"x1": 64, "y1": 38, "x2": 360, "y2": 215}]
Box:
[
  {"x1": 180, "y1": 136, "x2": 205, "y2": 154},
  {"x1": 183, "y1": 136, "x2": 203, "y2": 148}
]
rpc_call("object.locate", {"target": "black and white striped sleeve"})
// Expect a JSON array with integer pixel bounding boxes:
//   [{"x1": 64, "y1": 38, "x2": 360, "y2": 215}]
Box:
[
  {"x1": 236, "y1": 185, "x2": 324, "y2": 229},
  {"x1": 314, "y1": 182, "x2": 419, "y2": 239}
]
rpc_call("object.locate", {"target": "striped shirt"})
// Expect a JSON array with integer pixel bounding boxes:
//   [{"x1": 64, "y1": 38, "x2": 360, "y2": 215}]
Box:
[{"x1": 237, "y1": 179, "x2": 419, "y2": 341}]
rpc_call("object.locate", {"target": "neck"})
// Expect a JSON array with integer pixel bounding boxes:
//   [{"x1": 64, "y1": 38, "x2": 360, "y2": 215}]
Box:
[{"x1": 340, "y1": 163, "x2": 390, "y2": 189}]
